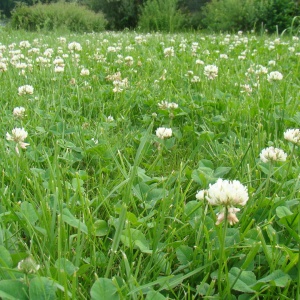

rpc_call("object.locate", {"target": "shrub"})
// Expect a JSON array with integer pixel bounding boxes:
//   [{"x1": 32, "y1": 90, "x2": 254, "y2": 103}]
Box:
[
  {"x1": 199, "y1": 0, "x2": 258, "y2": 32},
  {"x1": 82, "y1": 0, "x2": 143, "y2": 30},
  {"x1": 199, "y1": 0, "x2": 300, "y2": 33},
  {"x1": 256, "y1": 0, "x2": 300, "y2": 33},
  {"x1": 138, "y1": 0, "x2": 185, "y2": 32},
  {"x1": 10, "y1": 1, "x2": 107, "y2": 32}
]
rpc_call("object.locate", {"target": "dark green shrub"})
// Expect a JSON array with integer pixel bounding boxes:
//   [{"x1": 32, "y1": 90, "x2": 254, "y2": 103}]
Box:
[
  {"x1": 10, "y1": 1, "x2": 107, "y2": 32},
  {"x1": 138, "y1": 0, "x2": 185, "y2": 32},
  {"x1": 256, "y1": 0, "x2": 300, "y2": 33},
  {"x1": 198, "y1": 0, "x2": 300, "y2": 33},
  {"x1": 81, "y1": 0, "x2": 144, "y2": 30},
  {"x1": 200, "y1": 0, "x2": 258, "y2": 32}
]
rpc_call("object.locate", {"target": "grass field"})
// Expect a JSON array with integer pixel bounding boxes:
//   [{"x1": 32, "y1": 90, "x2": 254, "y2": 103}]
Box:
[{"x1": 0, "y1": 28, "x2": 300, "y2": 299}]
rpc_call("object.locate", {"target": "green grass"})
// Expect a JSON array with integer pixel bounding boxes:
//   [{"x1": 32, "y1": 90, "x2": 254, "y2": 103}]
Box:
[{"x1": 0, "y1": 27, "x2": 299, "y2": 299}]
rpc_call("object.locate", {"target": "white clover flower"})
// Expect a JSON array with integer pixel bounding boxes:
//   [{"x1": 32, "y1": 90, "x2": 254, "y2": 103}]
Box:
[
  {"x1": 240, "y1": 84, "x2": 252, "y2": 94},
  {"x1": 216, "y1": 207, "x2": 240, "y2": 225},
  {"x1": 17, "y1": 257, "x2": 40, "y2": 274},
  {"x1": 206, "y1": 178, "x2": 249, "y2": 207},
  {"x1": 6, "y1": 127, "x2": 29, "y2": 154},
  {"x1": 204, "y1": 65, "x2": 218, "y2": 80},
  {"x1": 267, "y1": 71, "x2": 283, "y2": 82},
  {"x1": 220, "y1": 54, "x2": 228, "y2": 59},
  {"x1": 268, "y1": 60, "x2": 276, "y2": 66},
  {"x1": 196, "y1": 189, "x2": 207, "y2": 200},
  {"x1": 19, "y1": 41, "x2": 31, "y2": 48},
  {"x1": 13, "y1": 107, "x2": 25, "y2": 118},
  {"x1": 155, "y1": 127, "x2": 172, "y2": 139},
  {"x1": 80, "y1": 68, "x2": 90, "y2": 76},
  {"x1": 124, "y1": 56, "x2": 134, "y2": 66},
  {"x1": 53, "y1": 57, "x2": 64, "y2": 66},
  {"x1": 196, "y1": 59, "x2": 204, "y2": 65},
  {"x1": 191, "y1": 76, "x2": 200, "y2": 83},
  {"x1": 259, "y1": 146, "x2": 287, "y2": 163},
  {"x1": 58, "y1": 37, "x2": 67, "y2": 43},
  {"x1": 107, "y1": 115, "x2": 114, "y2": 122},
  {"x1": 284, "y1": 128, "x2": 300, "y2": 145},
  {"x1": 158, "y1": 101, "x2": 178, "y2": 110},
  {"x1": 18, "y1": 85, "x2": 34, "y2": 96},
  {"x1": 0, "y1": 62, "x2": 7, "y2": 72},
  {"x1": 68, "y1": 42, "x2": 82, "y2": 51},
  {"x1": 164, "y1": 47, "x2": 174, "y2": 57},
  {"x1": 54, "y1": 65, "x2": 64, "y2": 73}
]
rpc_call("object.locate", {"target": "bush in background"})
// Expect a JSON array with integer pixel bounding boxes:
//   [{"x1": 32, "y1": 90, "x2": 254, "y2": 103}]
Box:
[
  {"x1": 199, "y1": 0, "x2": 259, "y2": 32},
  {"x1": 10, "y1": 1, "x2": 107, "y2": 32},
  {"x1": 256, "y1": 0, "x2": 300, "y2": 33},
  {"x1": 81, "y1": 0, "x2": 144, "y2": 30},
  {"x1": 198, "y1": 0, "x2": 300, "y2": 33},
  {"x1": 138, "y1": 0, "x2": 185, "y2": 32}
]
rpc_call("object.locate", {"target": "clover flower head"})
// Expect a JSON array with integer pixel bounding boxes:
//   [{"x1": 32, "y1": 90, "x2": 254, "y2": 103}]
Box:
[
  {"x1": 18, "y1": 257, "x2": 40, "y2": 274},
  {"x1": 80, "y1": 68, "x2": 90, "y2": 76},
  {"x1": 164, "y1": 47, "x2": 174, "y2": 57},
  {"x1": 267, "y1": 71, "x2": 283, "y2": 82},
  {"x1": 284, "y1": 128, "x2": 300, "y2": 145},
  {"x1": 18, "y1": 85, "x2": 34, "y2": 96},
  {"x1": 6, "y1": 127, "x2": 29, "y2": 154},
  {"x1": 68, "y1": 42, "x2": 82, "y2": 51},
  {"x1": 196, "y1": 189, "x2": 207, "y2": 201},
  {"x1": 204, "y1": 64, "x2": 218, "y2": 80},
  {"x1": 216, "y1": 207, "x2": 240, "y2": 225},
  {"x1": 259, "y1": 146, "x2": 287, "y2": 163},
  {"x1": 206, "y1": 178, "x2": 249, "y2": 207},
  {"x1": 155, "y1": 127, "x2": 172, "y2": 139},
  {"x1": 13, "y1": 107, "x2": 26, "y2": 118}
]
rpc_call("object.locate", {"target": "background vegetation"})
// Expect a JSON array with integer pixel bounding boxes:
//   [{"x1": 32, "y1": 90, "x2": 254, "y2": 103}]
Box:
[{"x1": 1, "y1": 0, "x2": 299, "y2": 33}]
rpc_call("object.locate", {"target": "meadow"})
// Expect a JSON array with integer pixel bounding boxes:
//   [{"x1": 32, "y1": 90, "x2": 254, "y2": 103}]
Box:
[{"x1": 0, "y1": 28, "x2": 299, "y2": 299}]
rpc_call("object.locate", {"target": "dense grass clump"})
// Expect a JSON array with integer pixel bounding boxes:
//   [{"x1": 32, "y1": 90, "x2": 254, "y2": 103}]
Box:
[{"x1": 10, "y1": 2, "x2": 107, "y2": 32}]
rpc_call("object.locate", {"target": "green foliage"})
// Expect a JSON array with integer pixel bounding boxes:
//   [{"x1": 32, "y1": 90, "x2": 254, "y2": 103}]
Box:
[
  {"x1": 256, "y1": 0, "x2": 300, "y2": 33},
  {"x1": 138, "y1": 0, "x2": 185, "y2": 32},
  {"x1": 199, "y1": 0, "x2": 259, "y2": 32},
  {"x1": 10, "y1": 2, "x2": 107, "y2": 32},
  {"x1": 79, "y1": 0, "x2": 146, "y2": 30},
  {"x1": 199, "y1": 0, "x2": 300, "y2": 33}
]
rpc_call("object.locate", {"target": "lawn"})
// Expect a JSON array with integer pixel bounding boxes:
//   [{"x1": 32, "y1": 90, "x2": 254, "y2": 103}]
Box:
[{"x1": 0, "y1": 28, "x2": 299, "y2": 299}]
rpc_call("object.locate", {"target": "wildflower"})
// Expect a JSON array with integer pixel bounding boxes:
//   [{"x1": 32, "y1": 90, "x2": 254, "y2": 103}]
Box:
[
  {"x1": 68, "y1": 42, "x2": 82, "y2": 51},
  {"x1": 0, "y1": 62, "x2": 7, "y2": 72},
  {"x1": 268, "y1": 60, "x2": 276, "y2": 66},
  {"x1": 284, "y1": 129, "x2": 300, "y2": 145},
  {"x1": 13, "y1": 107, "x2": 25, "y2": 118},
  {"x1": 196, "y1": 59, "x2": 204, "y2": 65},
  {"x1": 124, "y1": 56, "x2": 134, "y2": 66},
  {"x1": 155, "y1": 127, "x2": 172, "y2": 139},
  {"x1": 220, "y1": 54, "x2": 228, "y2": 59},
  {"x1": 54, "y1": 65, "x2": 64, "y2": 73},
  {"x1": 6, "y1": 127, "x2": 29, "y2": 154},
  {"x1": 267, "y1": 71, "x2": 283, "y2": 82},
  {"x1": 204, "y1": 65, "x2": 218, "y2": 80},
  {"x1": 158, "y1": 101, "x2": 178, "y2": 110},
  {"x1": 216, "y1": 207, "x2": 240, "y2": 225},
  {"x1": 19, "y1": 41, "x2": 31, "y2": 48},
  {"x1": 191, "y1": 76, "x2": 200, "y2": 83},
  {"x1": 259, "y1": 146, "x2": 287, "y2": 163},
  {"x1": 80, "y1": 68, "x2": 90, "y2": 76},
  {"x1": 206, "y1": 178, "x2": 248, "y2": 207},
  {"x1": 164, "y1": 47, "x2": 174, "y2": 57},
  {"x1": 18, "y1": 85, "x2": 34, "y2": 96},
  {"x1": 106, "y1": 115, "x2": 114, "y2": 122},
  {"x1": 196, "y1": 189, "x2": 207, "y2": 200},
  {"x1": 18, "y1": 257, "x2": 40, "y2": 274}
]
